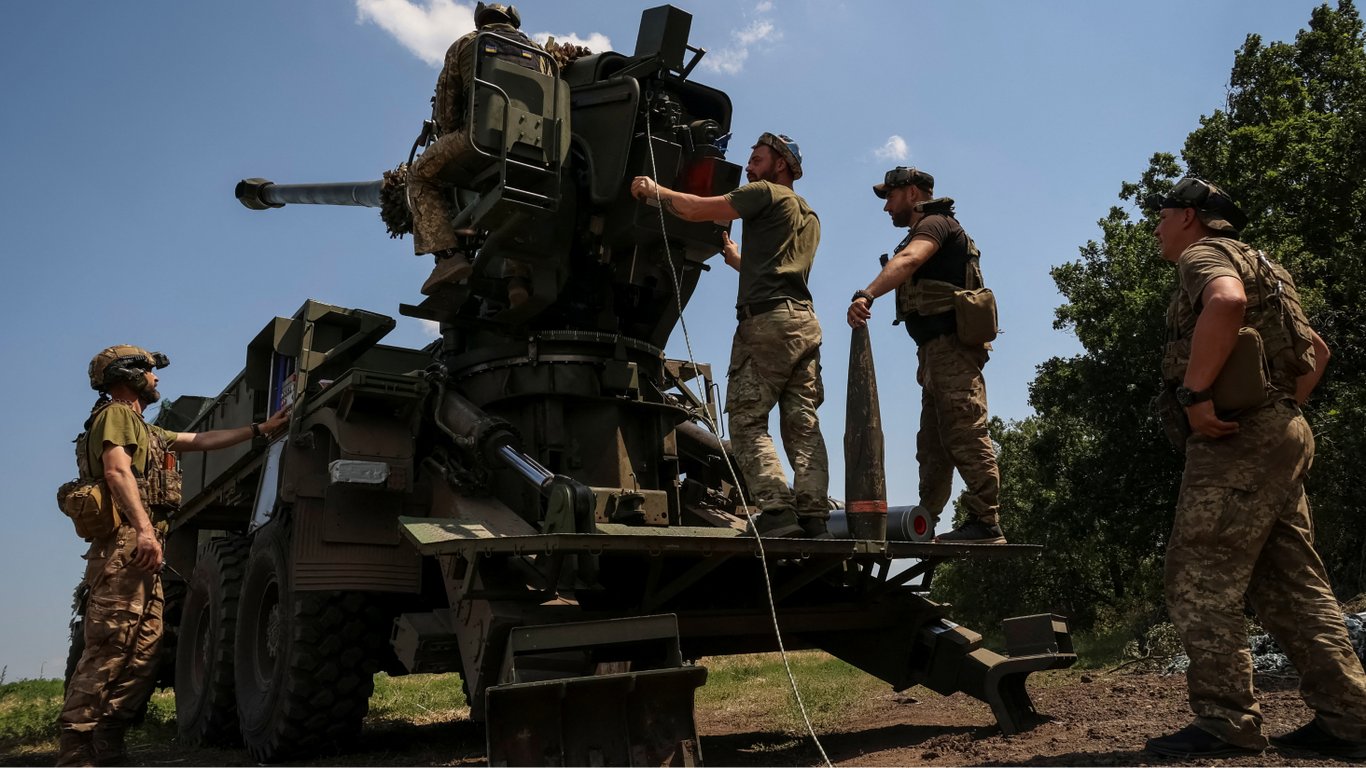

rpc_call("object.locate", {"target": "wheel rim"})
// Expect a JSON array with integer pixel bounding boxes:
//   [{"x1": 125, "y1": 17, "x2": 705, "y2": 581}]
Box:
[
  {"x1": 252, "y1": 580, "x2": 280, "y2": 684},
  {"x1": 188, "y1": 589, "x2": 211, "y2": 697}
]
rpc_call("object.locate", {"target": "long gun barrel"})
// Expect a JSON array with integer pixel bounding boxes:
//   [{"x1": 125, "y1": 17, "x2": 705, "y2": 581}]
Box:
[{"x1": 235, "y1": 177, "x2": 382, "y2": 210}]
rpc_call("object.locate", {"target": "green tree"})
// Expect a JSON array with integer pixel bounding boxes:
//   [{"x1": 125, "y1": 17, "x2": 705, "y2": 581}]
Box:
[{"x1": 934, "y1": 1, "x2": 1366, "y2": 637}]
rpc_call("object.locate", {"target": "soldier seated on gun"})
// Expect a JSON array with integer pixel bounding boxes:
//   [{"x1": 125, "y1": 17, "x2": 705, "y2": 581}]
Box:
[{"x1": 408, "y1": 2, "x2": 549, "y2": 302}]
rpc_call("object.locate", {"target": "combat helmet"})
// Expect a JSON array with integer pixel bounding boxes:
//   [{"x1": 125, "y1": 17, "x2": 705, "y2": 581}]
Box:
[
  {"x1": 88, "y1": 345, "x2": 169, "y2": 392},
  {"x1": 873, "y1": 167, "x2": 934, "y2": 199},
  {"x1": 1146, "y1": 177, "x2": 1248, "y2": 235},
  {"x1": 475, "y1": 2, "x2": 521, "y2": 28}
]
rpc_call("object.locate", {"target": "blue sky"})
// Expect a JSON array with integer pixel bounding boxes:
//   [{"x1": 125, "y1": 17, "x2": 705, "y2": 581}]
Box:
[{"x1": 0, "y1": 1, "x2": 1324, "y2": 680}]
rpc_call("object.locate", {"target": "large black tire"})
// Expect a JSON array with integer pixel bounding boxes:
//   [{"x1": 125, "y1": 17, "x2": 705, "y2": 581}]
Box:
[
  {"x1": 234, "y1": 521, "x2": 387, "y2": 762},
  {"x1": 157, "y1": 574, "x2": 188, "y2": 689},
  {"x1": 175, "y1": 535, "x2": 250, "y2": 746}
]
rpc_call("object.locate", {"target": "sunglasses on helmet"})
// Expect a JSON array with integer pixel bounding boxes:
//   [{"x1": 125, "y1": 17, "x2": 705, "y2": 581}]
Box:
[
  {"x1": 1145, "y1": 177, "x2": 1214, "y2": 212},
  {"x1": 126, "y1": 351, "x2": 170, "y2": 370},
  {"x1": 884, "y1": 167, "x2": 930, "y2": 189}
]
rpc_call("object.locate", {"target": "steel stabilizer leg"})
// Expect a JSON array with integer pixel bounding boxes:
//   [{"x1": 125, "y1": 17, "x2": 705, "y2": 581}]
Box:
[
  {"x1": 918, "y1": 614, "x2": 1076, "y2": 735},
  {"x1": 487, "y1": 668, "x2": 706, "y2": 766},
  {"x1": 484, "y1": 615, "x2": 707, "y2": 766}
]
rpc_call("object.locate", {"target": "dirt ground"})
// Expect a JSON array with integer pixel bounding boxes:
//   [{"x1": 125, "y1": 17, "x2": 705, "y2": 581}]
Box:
[
  {"x1": 698, "y1": 671, "x2": 1345, "y2": 767},
  {"x1": 4, "y1": 670, "x2": 1355, "y2": 766}
]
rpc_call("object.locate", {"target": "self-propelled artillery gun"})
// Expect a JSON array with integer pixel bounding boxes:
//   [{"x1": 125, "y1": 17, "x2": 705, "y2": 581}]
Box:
[{"x1": 151, "y1": 6, "x2": 1074, "y2": 764}]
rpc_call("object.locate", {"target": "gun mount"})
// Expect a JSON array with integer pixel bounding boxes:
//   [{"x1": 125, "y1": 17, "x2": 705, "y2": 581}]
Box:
[{"x1": 135, "y1": 5, "x2": 1077, "y2": 765}]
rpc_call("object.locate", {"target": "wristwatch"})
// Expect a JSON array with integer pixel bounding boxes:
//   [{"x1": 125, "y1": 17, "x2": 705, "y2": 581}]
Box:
[
  {"x1": 1174, "y1": 385, "x2": 1213, "y2": 407},
  {"x1": 851, "y1": 290, "x2": 875, "y2": 305}
]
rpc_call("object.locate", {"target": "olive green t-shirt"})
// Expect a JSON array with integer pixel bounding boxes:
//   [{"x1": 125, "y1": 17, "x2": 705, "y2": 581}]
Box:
[
  {"x1": 86, "y1": 404, "x2": 177, "y2": 478},
  {"x1": 724, "y1": 181, "x2": 821, "y2": 308}
]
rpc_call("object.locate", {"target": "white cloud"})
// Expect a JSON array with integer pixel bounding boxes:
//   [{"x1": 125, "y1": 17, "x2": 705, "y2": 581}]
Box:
[
  {"x1": 703, "y1": 48, "x2": 750, "y2": 76},
  {"x1": 874, "y1": 135, "x2": 909, "y2": 162},
  {"x1": 735, "y1": 20, "x2": 777, "y2": 46},
  {"x1": 356, "y1": 0, "x2": 473, "y2": 67},
  {"x1": 356, "y1": 1, "x2": 613, "y2": 68},
  {"x1": 420, "y1": 319, "x2": 442, "y2": 339},
  {"x1": 755, "y1": 0, "x2": 774, "y2": 12},
  {"x1": 701, "y1": 17, "x2": 782, "y2": 75}
]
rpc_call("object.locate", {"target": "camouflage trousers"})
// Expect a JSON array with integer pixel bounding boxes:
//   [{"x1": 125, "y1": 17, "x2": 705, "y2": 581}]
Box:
[
  {"x1": 725, "y1": 303, "x2": 829, "y2": 520},
  {"x1": 915, "y1": 333, "x2": 1000, "y2": 524},
  {"x1": 409, "y1": 130, "x2": 485, "y2": 255},
  {"x1": 57, "y1": 525, "x2": 164, "y2": 764},
  {"x1": 1167, "y1": 400, "x2": 1366, "y2": 748}
]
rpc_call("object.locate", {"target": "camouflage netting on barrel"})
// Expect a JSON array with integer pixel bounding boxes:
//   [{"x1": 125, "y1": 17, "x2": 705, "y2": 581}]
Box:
[
  {"x1": 381, "y1": 164, "x2": 413, "y2": 238},
  {"x1": 544, "y1": 39, "x2": 593, "y2": 72}
]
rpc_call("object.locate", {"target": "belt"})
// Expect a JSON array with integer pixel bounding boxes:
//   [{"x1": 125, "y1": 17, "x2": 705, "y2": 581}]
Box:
[{"x1": 736, "y1": 298, "x2": 811, "y2": 320}]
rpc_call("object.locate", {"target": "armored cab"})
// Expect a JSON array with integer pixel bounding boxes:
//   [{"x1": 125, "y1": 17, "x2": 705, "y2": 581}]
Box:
[{"x1": 145, "y1": 6, "x2": 1075, "y2": 765}]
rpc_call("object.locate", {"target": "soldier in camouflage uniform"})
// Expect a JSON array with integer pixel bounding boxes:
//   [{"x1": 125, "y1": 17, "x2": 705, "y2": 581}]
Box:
[
  {"x1": 1142, "y1": 179, "x2": 1366, "y2": 760},
  {"x1": 631, "y1": 133, "x2": 829, "y2": 538},
  {"x1": 57, "y1": 347, "x2": 289, "y2": 766},
  {"x1": 408, "y1": 2, "x2": 549, "y2": 300},
  {"x1": 847, "y1": 168, "x2": 1004, "y2": 544}
]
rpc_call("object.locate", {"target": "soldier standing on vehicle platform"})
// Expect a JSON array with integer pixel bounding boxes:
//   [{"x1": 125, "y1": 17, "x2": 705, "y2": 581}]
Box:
[
  {"x1": 847, "y1": 168, "x2": 1004, "y2": 544},
  {"x1": 630, "y1": 132, "x2": 830, "y2": 538},
  {"x1": 57, "y1": 347, "x2": 288, "y2": 767},
  {"x1": 1141, "y1": 178, "x2": 1366, "y2": 760}
]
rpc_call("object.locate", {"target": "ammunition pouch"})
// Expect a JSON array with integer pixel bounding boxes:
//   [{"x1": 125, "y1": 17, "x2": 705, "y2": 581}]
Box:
[
  {"x1": 59, "y1": 400, "x2": 180, "y2": 542},
  {"x1": 57, "y1": 478, "x2": 123, "y2": 541},
  {"x1": 1160, "y1": 338, "x2": 1189, "y2": 384},
  {"x1": 1153, "y1": 386, "x2": 1190, "y2": 452},
  {"x1": 1212, "y1": 327, "x2": 1269, "y2": 411},
  {"x1": 954, "y1": 288, "x2": 999, "y2": 346}
]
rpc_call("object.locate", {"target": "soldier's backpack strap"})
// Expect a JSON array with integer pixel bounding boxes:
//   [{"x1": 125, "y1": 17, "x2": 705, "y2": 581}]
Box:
[{"x1": 1202, "y1": 237, "x2": 1316, "y2": 379}]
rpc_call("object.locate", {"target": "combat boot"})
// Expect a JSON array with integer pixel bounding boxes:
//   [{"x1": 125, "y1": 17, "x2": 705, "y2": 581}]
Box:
[
  {"x1": 420, "y1": 249, "x2": 473, "y2": 295},
  {"x1": 934, "y1": 518, "x2": 1007, "y2": 545},
  {"x1": 799, "y1": 516, "x2": 832, "y2": 539},
  {"x1": 1145, "y1": 724, "x2": 1262, "y2": 758},
  {"x1": 743, "y1": 508, "x2": 803, "y2": 538},
  {"x1": 55, "y1": 730, "x2": 95, "y2": 767},
  {"x1": 91, "y1": 726, "x2": 127, "y2": 767},
  {"x1": 1271, "y1": 718, "x2": 1366, "y2": 758}
]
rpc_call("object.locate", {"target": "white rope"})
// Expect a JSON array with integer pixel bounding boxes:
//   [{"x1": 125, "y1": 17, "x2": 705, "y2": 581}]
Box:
[{"x1": 642, "y1": 120, "x2": 832, "y2": 768}]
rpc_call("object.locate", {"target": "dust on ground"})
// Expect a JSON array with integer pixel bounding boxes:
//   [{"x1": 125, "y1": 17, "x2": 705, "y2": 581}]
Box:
[{"x1": 2, "y1": 671, "x2": 1354, "y2": 766}]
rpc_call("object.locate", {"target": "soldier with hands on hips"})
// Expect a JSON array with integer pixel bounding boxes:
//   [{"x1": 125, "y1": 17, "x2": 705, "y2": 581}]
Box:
[{"x1": 1142, "y1": 178, "x2": 1366, "y2": 759}]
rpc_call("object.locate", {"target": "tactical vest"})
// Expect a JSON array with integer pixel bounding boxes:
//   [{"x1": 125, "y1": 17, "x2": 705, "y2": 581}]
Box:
[
  {"x1": 1162, "y1": 237, "x2": 1316, "y2": 406},
  {"x1": 434, "y1": 25, "x2": 548, "y2": 136},
  {"x1": 893, "y1": 231, "x2": 987, "y2": 320},
  {"x1": 77, "y1": 401, "x2": 182, "y2": 514}
]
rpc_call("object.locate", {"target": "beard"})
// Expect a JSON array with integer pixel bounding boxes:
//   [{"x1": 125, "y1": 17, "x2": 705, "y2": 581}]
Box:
[
  {"x1": 746, "y1": 168, "x2": 777, "y2": 184},
  {"x1": 891, "y1": 209, "x2": 914, "y2": 228},
  {"x1": 137, "y1": 383, "x2": 162, "y2": 407}
]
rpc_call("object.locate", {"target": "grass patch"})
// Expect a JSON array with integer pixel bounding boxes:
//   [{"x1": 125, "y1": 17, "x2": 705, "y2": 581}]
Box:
[
  {"x1": 0, "y1": 679, "x2": 64, "y2": 750},
  {"x1": 1071, "y1": 624, "x2": 1135, "y2": 669},
  {"x1": 368, "y1": 673, "x2": 468, "y2": 726},
  {"x1": 0, "y1": 679, "x2": 178, "y2": 756},
  {"x1": 697, "y1": 651, "x2": 886, "y2": 733}
]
